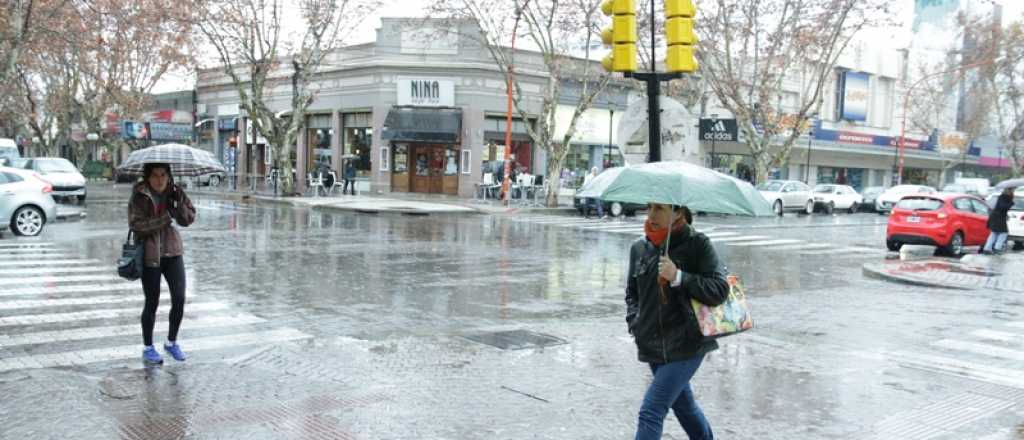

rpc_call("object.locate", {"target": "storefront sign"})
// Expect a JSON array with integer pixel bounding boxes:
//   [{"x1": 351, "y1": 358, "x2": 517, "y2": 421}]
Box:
[
  {"x1": 813, "y1": 120, "x2": 933, "y2": 150},
  {"x1": 937, "y1": 130, "x2": 968, "y2": 154},
  {"x1": 149, "y1": 122, "x2": 192, "y2": 141},
  {"x1": 121, "y1": 121, "x2": 148, "y2": 140},
  {"x1": 218, "y1": 118, "x2": 237, "y2": 131},
  {"x1": 699, "y1": 118, "x2": 738, "y2": 142},
  {"x1": 841, "y1": 71, "x2": 869, "y2": 122},
  {"x1": 397, "y1": 78, "x2": 454, "y2": 107}
]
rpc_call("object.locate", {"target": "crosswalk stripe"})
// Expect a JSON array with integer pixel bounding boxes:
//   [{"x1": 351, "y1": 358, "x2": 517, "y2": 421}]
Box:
[
  {"x1": 932, "y1": 339, "x2": 1024, "y2": 362},
  {"x1": 1006, "y1": 322, "x2": 1024, "y2": 329},
  {"x1": 1, "y1": 283, "x2": 142, "y2": 297},
  {"x1": 581, "y1": 224, "x2": 643, "y2": 231},
  {"x1": 800, "y1": 246, "x2": 887, "y2": 256},
  {"x1": 710, "y1": 235, "x2": 771, "y2": 243},
  {"x1": 0, "y1": 266, "x2": 109, "y2": 276},
  {"x1": 854, "y1": 350, "x2": 1024, "y2": 389},
  {"x1": 728, "y1": 239, "x2": 805, "y2": 247},
  {"x1": 970, "y1": 329, "x2": 1021, "y2": 343},
  {"x1": 0, "y1": 242, "x2": 56, "y2": 249},
  {"x1": 769, "y1": 243, "x2": 832, "y2": 251},
  {"x1": 0, "y1": 292, "x2": 199, "y2": 311},
  {"x1": 0, "y1": 314, "x2": 267, "y2": 349},
  {"x1": 0, "y1": 301, "x2": 230, "y2": 327},
  {"x1": 0, "y1": 253, "x2": 75, "y2": 260},
  {"x1": 0, "y1": 248, "x2": 67, "y2": 253},
  {"x1": 0, "y1": 327, "x2": 311, "y2": 372},
  {"x1": 0, "y1": 259, "x2": 102, "y2": 267},
  {"x1": 704, "y1": 232, "x2": 741, "y2": 238},
  {"x1": 0, "y1": 274, "x2": 126, "y2": 286}
]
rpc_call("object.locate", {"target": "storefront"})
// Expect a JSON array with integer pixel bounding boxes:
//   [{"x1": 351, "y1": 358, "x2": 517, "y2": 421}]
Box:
[
  {"x1": 816, "y1": 166, "x2": 866, "y2": 190},
  {"x1": 343, "y1": 113, "x2": 372, "y2": 177},
  {"x1": 305, "y1": 114, "x2": 333, "y2": 171},
  {"x1": 382, "y1": 107, "x2": 463, "y2": 195}
]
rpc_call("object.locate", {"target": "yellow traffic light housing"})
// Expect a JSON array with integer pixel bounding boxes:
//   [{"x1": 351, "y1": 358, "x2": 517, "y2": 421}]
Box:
[
  {"x1": 664, "y1": 0, "x2": 698, "y2": 73},
  {"x1": 600, "y1": 0, "x2": 638, "y2": 73}
]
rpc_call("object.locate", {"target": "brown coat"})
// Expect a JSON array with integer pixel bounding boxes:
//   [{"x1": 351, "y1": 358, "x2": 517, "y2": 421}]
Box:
[{"x1": 127, "y1": 182, "x2": 196, "y2": 268}]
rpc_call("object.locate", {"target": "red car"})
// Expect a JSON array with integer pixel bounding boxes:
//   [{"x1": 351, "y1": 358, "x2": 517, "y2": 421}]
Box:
[{"x1": 886, "y1": 193, "x2": 991, "y2": 256}]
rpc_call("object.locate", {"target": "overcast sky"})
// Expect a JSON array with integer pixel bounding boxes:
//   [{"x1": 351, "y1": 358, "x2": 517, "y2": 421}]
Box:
[{"x1": 152, "y1": 0, "x2": 1023, "y2": 94}]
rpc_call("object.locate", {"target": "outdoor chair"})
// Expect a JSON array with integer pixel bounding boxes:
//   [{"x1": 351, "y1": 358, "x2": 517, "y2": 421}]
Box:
[
  {"x1": 307, "y1": 172, "x2": 325, "y2": 198},
  {"x1": 326, "y1": 171, "x2": 345, "y2": 196}
]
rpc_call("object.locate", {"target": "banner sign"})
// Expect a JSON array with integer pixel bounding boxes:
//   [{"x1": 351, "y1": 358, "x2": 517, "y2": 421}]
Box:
[
  {"x1": 121, "y1": 121, "x2": 148, "y2": 140},
  {"x1": 149, "y1": 122, "x2": 192, "y2": 141},
  {"x1": 699, "y1": 118, "x2": 738, "y2": 142},
  {"x1": 841, "y1": 72, "x2": 870, "y2": 122},
  {"x1": 812, "y1": 119, "x2": 934, "y2": 151}
]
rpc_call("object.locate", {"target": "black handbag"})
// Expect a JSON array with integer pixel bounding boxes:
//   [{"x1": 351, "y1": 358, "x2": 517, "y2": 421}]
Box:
[{"x1": 117, "y1": 231, "x2": 144, "y2": 280}]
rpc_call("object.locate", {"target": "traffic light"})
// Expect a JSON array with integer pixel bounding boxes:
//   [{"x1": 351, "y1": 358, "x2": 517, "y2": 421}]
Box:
[
  {"x1": 600, "y1": 0, "x2": 637, "y2": 73},
  {"x1": 664, "y1": 0, "x2": 698, "y2": 73}
]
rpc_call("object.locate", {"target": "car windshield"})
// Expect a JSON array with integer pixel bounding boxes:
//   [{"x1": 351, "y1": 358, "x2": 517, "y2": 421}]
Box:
[
  {"x1": 896, "y1": 197, "x2": 943, "y2": 211},
  {"x1": 813, "y1": 185, "x2": 835, "y2": 193},
  {"x1": 757, "y1": 182, "x2": 783, "y2": 192},
  {"x1": 862, "y1": 187, "x2": 883, "y2": 196},
  {"x1": 36, "y1": 159, "x2": 77, "y2": 173}
]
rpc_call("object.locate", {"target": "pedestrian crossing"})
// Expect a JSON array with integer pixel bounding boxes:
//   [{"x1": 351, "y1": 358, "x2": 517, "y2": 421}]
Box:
[
  {"x1": 507, "y1": 215, "x2": 888, "y2": 257},
  {"x1": 0, "y1": 240, "x2": 312, "y2": 373}
]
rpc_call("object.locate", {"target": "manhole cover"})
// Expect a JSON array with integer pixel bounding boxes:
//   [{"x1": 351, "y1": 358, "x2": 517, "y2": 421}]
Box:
[{"x1": 462, "y1": 330, "x2": 567, "y2": 350}]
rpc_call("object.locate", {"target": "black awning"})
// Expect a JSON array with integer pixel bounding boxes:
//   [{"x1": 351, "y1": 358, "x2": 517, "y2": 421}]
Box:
[
  {"x1": 381, "y1": 107, "x2": 462, "y2": 143},
  {"x1": 484, "y1": 131, "x2": 533, "y2": 142}
]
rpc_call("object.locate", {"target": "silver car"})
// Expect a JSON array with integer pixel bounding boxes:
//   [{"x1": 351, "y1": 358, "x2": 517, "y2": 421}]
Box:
[
  {"x1": 0, "y1": 166, "x2": 58, "y2": 236},
  {"x1": 22, "y1": 157, "x2": 88, "y2": 203}
]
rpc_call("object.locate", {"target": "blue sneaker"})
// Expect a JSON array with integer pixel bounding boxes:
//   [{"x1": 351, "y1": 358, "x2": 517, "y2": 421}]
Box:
[
  {"x1": 163, "y1": 342, "x2": 186, "y2": 362},
  {"x1": 142, "y1": 346, "x2": 163, "y2": 364}
]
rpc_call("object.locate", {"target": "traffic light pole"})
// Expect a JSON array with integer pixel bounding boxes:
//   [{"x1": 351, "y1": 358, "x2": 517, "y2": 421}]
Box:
[{"x1": 626, "y1": 72, "x2": 681, "y2": 163}]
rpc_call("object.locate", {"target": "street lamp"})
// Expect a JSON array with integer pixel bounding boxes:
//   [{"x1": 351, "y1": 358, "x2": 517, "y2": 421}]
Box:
[
  {"x1": 709, "y1": 113, "x2": 718, "y2": 169},
  {"x1": 804, "y1": 114, "x2": 816, "y2": 183},
  {"x1": 608, "y1": 108, "x2": 614, "y2": 169},
  {"x1": 503, "y1": 0, "x2": 532, "y2": 206},
  {"x1": 86, "y1": 133, "x2": 99, "y2": 162}
]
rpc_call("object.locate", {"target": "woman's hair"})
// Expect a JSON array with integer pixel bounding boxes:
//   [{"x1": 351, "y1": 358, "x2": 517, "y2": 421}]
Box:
[
  {"x1": 1004, "y1": 187, "x2": 1016, "y2": 196},
  {"x1": 142, "y1": 163, "x2": 173, "y2": 183},
  {"x1": 677, "y1": 205, "x2": 693, "y2": 225}
]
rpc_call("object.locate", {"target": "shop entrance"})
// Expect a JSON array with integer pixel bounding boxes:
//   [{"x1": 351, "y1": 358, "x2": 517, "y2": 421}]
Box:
[{"x1": 408, "y1": 144, "x2": 459, "y2": 195}]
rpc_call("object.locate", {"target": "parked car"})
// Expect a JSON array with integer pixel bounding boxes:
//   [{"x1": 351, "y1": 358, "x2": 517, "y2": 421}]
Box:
[
  {"x1": 875, "y1": 185, "x2": 937, "y2": 213},
  {"x1": 941, "y1": 183, "x2": 971, "y2": 194},
  {"x1": 757, "y1": 180, "x2": 815, "y2": 216},
  {"x1": 859, "y1": 186, "x2": 886, "y2": 212},
  {"x1": 954, "y1": 177, "x2": 990, "y2": 196},
  {"x1": 986, "y1": 192, "x2": 1024, "y2": 250},
  {"x1": 22, "y1": 158, "x2": 87, "y2": 204},
  {"x1": 812, "y1": 184, "x2": 864, "y2": 214},
  {"x1": 573, "y1": 194, "x2": 644, "y2": 217},
  {"x1": 0, "y1": 166, "x2": 57, "y2": 237},
  {"x1": 886, "y1": 193, "x2": 990, "y2": 256}
]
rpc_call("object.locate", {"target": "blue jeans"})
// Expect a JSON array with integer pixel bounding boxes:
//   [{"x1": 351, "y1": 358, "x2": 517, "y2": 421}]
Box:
[
  {"x1": 983, "y1": 232, "x2": 1009, "y2": 253},
  {"x1": 636, "y1": 355, "x2": 713, "y2": 440}
]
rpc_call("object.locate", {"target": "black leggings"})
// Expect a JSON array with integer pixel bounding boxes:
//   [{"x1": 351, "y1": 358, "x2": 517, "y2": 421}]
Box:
[{"x1": 140, "y1": 256, "x2": 186, "y2": 346}]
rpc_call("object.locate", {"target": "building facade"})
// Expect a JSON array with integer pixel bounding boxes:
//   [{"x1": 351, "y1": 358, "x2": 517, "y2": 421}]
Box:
[{"x1": 195, "y1": 18, "x2": 632, "y2": 197}]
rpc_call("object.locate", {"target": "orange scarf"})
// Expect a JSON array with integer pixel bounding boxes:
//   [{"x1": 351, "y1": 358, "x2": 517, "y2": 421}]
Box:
[{"x1": 644, "y1": 217, "x2": 685, "y2": 247}]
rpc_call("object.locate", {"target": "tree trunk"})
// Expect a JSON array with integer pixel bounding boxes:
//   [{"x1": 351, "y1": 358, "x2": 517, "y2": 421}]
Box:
[{"x1": 544, "y1": 152, "x2": 562, "y2": 207}]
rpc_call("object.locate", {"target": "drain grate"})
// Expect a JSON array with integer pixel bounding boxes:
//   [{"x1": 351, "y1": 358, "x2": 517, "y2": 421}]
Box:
[{"x1": 462, "y1": 329, "x2": 567, "y2": 350}]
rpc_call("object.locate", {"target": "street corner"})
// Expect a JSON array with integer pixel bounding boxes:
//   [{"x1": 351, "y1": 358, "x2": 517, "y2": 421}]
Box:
[{"x1": 862, "y1": 252, "x2": 1024, "y2": 292}]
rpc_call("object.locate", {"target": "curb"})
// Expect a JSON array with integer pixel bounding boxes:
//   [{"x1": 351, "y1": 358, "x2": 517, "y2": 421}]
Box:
[{"x1": 860, "y1": 264, "x2": 970, "y2": 290}]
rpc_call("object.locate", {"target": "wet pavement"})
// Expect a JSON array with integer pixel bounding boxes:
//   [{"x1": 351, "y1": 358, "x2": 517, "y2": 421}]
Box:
[{"x1": 1, "y1": 183, "x2": 1022, "y2": 439}]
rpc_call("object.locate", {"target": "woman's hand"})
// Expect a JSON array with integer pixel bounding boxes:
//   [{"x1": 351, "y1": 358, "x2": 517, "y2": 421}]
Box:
[{"x1": 658, "y1": 256, "x2": 677, "y2": 283}]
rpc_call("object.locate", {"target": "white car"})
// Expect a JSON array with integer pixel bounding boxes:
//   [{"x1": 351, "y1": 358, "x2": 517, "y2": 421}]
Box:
[
  {"x1": 875, "y1": 184, "x2": 937, "y2": 214},
  {"x1": 22, "y1": 158, "x2": 87, "y2": 204},
  {"x1": 757, "y1": 180, "x2": 815, "y2": 216},
  {"x1": 0, "y1": 166, "x2": 57, "y2": 236},
  {"x1": 812, "y1": 184, "x2": 864, "y2": 214}
]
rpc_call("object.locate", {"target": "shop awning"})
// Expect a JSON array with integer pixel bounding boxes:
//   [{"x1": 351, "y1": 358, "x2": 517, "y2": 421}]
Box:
[{"x1": 381, "y1": 107, "x2": 462, "y2": 143}]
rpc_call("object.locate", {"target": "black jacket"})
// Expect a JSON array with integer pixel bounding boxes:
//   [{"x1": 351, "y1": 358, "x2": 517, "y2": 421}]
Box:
[
  {"x1": 625, "y1": 224, "x2": 730, "y2": 364},
  {"x1": 988, "y1": 193, "x2": 1014, "y2": 233}
]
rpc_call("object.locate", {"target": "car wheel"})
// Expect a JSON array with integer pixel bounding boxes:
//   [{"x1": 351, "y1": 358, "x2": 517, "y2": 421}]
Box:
[
  {"x1": 848, "y1": 202, "x2": 859, "y2": 214},
  {"x1": 801, "y1": 200, "x2": 814, "y2": 215},
  {"x1": 941, "y1": 231, "x2": 964, "y2": 256},
  {"x1": 77, "y1": 193, "x2": 86, "y2": 205},
  {"x1": 824, "y1": 202, "x2": 835, "y2": 215},
  {"x1": 1013, "y1": 241, "x2": 1024, "y2": 251},
  {"x1": 774, "y1": 200, "x2": 783, "y2": 216},
  {"x1": 609, "y1": 202, "x2": 623, "y2": 217},
  {"x1": 12, "y1": 206, "x2": 44, "y2": 237},
  {"x1": 208, "y1": 175, "x2": 221, "y2": 187},
  {"x1": 886, "y1": 239, "x2": 902, "y2": 251}
]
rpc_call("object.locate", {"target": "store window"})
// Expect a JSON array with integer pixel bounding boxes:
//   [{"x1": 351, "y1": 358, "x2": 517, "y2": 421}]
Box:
[
  {"x1": 344, "y1": 113, "x2": 372, "y2": 177},
  {"x1": 307, "y1": 114, "x2": 332, "y2": 171}
]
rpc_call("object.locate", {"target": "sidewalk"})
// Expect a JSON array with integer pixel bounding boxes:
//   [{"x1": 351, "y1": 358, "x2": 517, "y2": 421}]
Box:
[
  {"x1": 862, "y1": 248, "x2": 1024, "y2": 293},
  {"x1": 189, "y1": 182, "x2": 579, "y2": 216}
]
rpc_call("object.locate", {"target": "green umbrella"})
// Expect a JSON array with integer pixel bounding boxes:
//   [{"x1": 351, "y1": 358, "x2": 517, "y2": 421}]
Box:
[{"x1": 598, "y1": 161, "x2": 773, "y2": 217}]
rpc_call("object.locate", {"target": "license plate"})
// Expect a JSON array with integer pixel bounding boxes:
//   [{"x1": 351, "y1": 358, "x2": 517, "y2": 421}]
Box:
[{"x1": 907, "y1": 216, "x2": 921, "y2": 223}]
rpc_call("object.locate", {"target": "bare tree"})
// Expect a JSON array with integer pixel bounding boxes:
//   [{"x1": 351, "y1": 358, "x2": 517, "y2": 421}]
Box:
[
  {"x1": 697, "y1": 0, "x2": 890, "y2": 182},
  {"x1": 196, "y1": 0, "x2": 377, "y2": 195},
  {"x1": 983, "y1": 19, "x2": 1024, "y2": 176},
  {"x1": 427, "y1": 0, "x2": 611, "y2": 207}
]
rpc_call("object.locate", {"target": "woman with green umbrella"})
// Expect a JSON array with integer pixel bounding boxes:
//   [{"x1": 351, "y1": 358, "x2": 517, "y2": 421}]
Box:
[{"x1": 626, "y1": 202, "x2": 729, "y2": 439}]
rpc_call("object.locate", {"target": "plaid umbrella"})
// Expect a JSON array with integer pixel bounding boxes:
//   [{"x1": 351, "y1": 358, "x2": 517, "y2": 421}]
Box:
[{"x1": 118, "y1": 143, "x2": 226, "y2": 177}]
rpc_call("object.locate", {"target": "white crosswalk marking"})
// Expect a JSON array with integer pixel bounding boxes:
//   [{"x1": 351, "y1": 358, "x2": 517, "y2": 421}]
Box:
[
  {"x1": 1, "y1": 282, "x2": 142, "y2": 297},
  {"x1": 709, "y1": 235, "x2": 771, "y2": 243},
  {"x1": 0, "y1": 253, "x2": 75, "y2": 260},
  {"x1": 0, "y1": 328, "x2": 311, "y2": 372},
  {"x1": 0, "y1": 242, "x2": 56, "y2": 249},
  {"x1": 728, "y1": 239, "x2": 805, "y2": 247},
  {"x1": 768, "y1": 243, "x2": 831, "y2": 251},
  {"x1": 0, "y1": 301, "x2": 230, "y2": 327},
  {"x1": 0, "y1": 274, "x2": 126, "y2": 286},
  {"x1": 0, "y1": 292, "x2": 198, "y2": 311},
  {"x1": 0, "y1": 259, "x2": 102, "y2": 267},
  {"x1": 704, "y1": 232, "x2": 741, "y2": 238},
  {"x1": 0, "y1": 314, "x2": 266, "y2": 349},
  {"x1": 969, "y1": 329, "x2": 1021, "y2": 343},
  {"x1": 931, "y1": 339, "x2": 1024, "y2": 362},
  {"x1": 0, "y1": 266, "x2": 109, "y2": 276}
]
